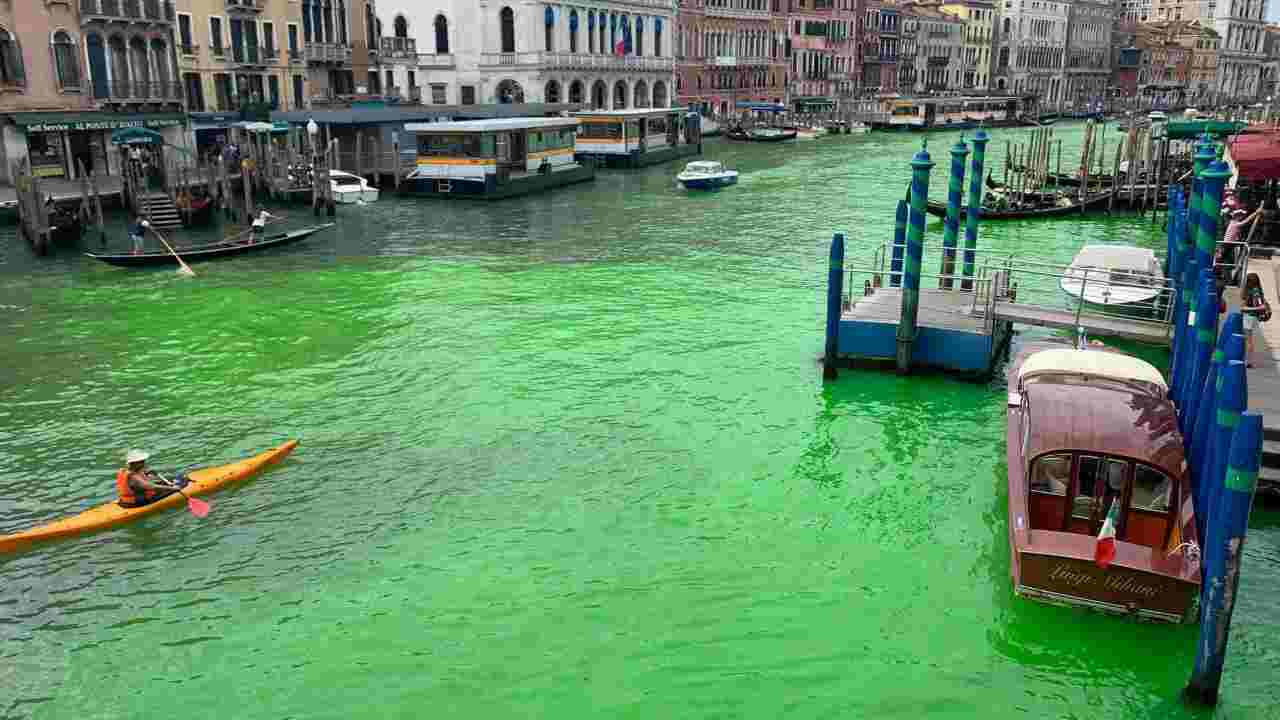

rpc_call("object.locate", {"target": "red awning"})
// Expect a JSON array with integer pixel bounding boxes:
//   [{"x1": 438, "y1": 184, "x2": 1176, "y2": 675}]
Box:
[{"x1": 1228, "y1": 132, "x2": 1280, "y2": 182}]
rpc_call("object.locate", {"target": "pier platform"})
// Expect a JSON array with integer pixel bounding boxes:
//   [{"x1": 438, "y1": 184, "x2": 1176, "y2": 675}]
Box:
[
  {"x1": 837, "y1": 287, "x2": 1012, "y2": 374},
  {"x1": 1239, "y1": 255, "x2": 1280, "y2": 496},
  {"x1": 990, "y1": 301, "x2": 1172, "y2": 344}
]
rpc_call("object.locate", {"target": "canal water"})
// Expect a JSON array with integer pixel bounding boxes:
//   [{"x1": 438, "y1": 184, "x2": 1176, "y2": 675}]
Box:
[{"x1": 1, "y1": 122, "x2": 1277, "y2": 719}]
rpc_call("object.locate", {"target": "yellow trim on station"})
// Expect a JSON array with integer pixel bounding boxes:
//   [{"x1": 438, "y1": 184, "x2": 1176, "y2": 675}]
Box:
[
  {"x1": 527, "y1": 148, "x2": 575, "y2": 159},
  {"x1": 415, "y1": 157, "x2": 497, "y2": 166}
]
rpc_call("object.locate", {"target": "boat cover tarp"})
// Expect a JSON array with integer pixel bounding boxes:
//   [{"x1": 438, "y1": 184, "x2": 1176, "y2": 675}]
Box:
[{"x1": 1226, "y1": 132, "x2": 1280, "y2": 182}]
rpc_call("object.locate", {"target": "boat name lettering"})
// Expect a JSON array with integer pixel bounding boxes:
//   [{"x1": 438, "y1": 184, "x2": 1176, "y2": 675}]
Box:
[{"x1": 1047, "y1": 563, "x2": 1161, "y2": 598}]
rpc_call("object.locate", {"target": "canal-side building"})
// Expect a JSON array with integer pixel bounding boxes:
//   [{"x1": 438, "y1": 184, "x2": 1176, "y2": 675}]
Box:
[
  {"x1": 876, "y1": 4, "x2": 901, "y2": 93},
  {"x1": 0, "y1": 0, "x2": 186, "y2": 184},
  {"x1": 378, "y1": 1, "x2": 676, "y2": 109},
  {"x1": 902, "y1": 5, "x2": 964, "y2": 94},
  {"x1": 860, "y1": 1, "x2": 882, "y2": 92},
  {"x1": 1063, "y1": 0, "x2": 1113, "y2": 110},
  {"x1": 1135, "y1": 21, "x2": 1191, "y2": 105},
  {"x1": 676, "y1": 0, "x2": 785, "y2": 117},
  {"x1": 938, "y1": 0, "x2": 998, "y2": 91},
  {"x1": 174, "y1": 0, "x2": 306, "y2": 115},
  {"x1": 1206, "y1": 0, "x2": 1266, "y2": 100},
  {"x1": 785, "y1": 0, "x2": 858, "y2": 113},
  {"x1": 1001, "y1": 0, "x2": 1068, "y2": 103}
]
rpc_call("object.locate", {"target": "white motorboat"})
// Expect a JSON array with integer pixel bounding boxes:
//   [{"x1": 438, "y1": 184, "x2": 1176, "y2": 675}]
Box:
[
  {"x1": 848, "y1": 121, "x2": 871, "y2": 134},
  {"x1": 1060, "y1": 245, "x2": 1165, "y2": 317},
  {"x1": 676, "y1": 160, "x2": 739, "y2": 190},
  {"x1": 1148, "y1": 110, "x2": 1168, "y2": 123},
  {"x1": 330, "y1": 170, "x2": 379, "y2": 204}
]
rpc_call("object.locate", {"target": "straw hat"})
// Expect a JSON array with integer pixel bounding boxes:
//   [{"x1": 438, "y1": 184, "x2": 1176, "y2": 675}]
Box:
[{"x1": 125, "y1": 449, "x2": 150, "y2": 464}]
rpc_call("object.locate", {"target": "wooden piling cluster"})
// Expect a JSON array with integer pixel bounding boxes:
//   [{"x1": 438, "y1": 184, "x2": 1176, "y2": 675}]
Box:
[{"x1": 11, "y1": 159, "x2": 51, "y2": 255}]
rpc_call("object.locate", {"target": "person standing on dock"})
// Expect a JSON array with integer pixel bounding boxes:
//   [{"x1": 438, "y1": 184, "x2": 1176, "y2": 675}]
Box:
[
  {"x1": 128, "y1": 216, "x2": 150, "y2": 255},
  {"x1": 1241, "y1": 272, "x2": 1270, "y2": 366}
]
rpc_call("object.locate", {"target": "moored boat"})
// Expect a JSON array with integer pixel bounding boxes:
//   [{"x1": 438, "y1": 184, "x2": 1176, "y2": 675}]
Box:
[
  {"x1": 925, "y1": 190, "x2": 1112, "y2": 220},
  {"x1": 747, "y1": 127, "x2": 797, "y2": 142},
  {"x1": 84, "y1": 223, "x2": 334, "y2": 267},
  {"x1": 0, "y1": 441, "x2": 299, "y2": 554},
  {"x1": 1060, "y1": 245, "x2": 1165, "y2": 318},
  {"x1": 699, "y1": 115, "x2": 722, "y2": 137},
  {"x1": 676, "y1": 160, "x2": 738, "y2": 190},
  {"x1": 330, "y1": 170, "x2": 380, "y2": 204},
  {"x1": 1007, "y1": 347, "x2": 1199, "y2": 622}
]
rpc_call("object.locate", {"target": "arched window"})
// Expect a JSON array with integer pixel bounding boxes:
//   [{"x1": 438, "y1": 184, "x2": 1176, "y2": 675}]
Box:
[
  {"x1": 613, "y1": 79, "x2": 627, "y2": 108},
  {"x1": 655, "y1": 18, "x2": 663, "y2": 57},
  {"x1": 434, "y1": 15, "x2": 449, "y2": 54},
  {"x1": 569, "y1": 10, "x2": 578, "y2": 53},
  {"x1": 545, "y1": 79, "x2": 560, "y2": 103},
  {"x1": 588, "y1": 12, "x2": 595, "y2": 52},
  {"x1": 337, "y1": 0, "x2": 348, "y2": 44},
  {"x1": 568, "y1": 79, "x2": 583, "y2": 103},
  {"x1": 108, "y1": 35, "x2": 129, "y2": 95},
  {"x1": 394, "y1": 15, "x2": 408, "y2": 39},
  {"x1": 150, "y1": 38, "x2": 170, "y2": 90},
  {"x1": 86, "y1": 33, "x2": 108, "y2": 98},
  {"x1": 635, "y1": 17, "x2": 644, "y2": 56},
  {"x1": 0, "y1": 27, "x2": 24, "y2": 87},
  {"x1": 52, "y1": 31, "x2": 80, "y2": 90},
  {"x1": 129, "y1": 36, "x2": 150, "y2": 94},
  {"x1": 500, "y1": 7, "x2": 515, "y2": 53},
  {"x1": 365, "y1": 5, "x2": 376, "y2": 48}
]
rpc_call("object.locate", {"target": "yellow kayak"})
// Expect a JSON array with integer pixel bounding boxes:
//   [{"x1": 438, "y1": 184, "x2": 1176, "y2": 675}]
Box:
[{"x1": 0, "y1": 440, "x2": 298, "y2": 554}]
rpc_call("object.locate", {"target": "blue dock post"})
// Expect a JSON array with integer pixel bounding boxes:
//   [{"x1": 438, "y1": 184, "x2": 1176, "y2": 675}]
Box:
[
  {"x1": 896, "y1": 142, "x2": 934, "y2": 374},
  {"x1": 890, "y1": 199, "x2": 907, "y2": 288},
  {"x1": 1181, "y1": 272, "x2": 1218, "y2": 434},
  {"x1": 1169, "y1": 191, "x2": 1190, "y2": 398},
  {"x1": 1199, "y1": 158, "x2": 1231, "y2": 265},
  {"x1": 1177, "y1": 140, "x2": 1219, "y2": 397},
  {"x1": 1202, "y1": 360, "x2": 1247, "y2": 554},
  {"x1": 1185, "y1": 410, "x2": 1262, "y2": 707},
  {"x1": 941, "y1": 137, "x2": 969, "y2": 290},
  {"x1": 961, "y1": 129, "x2": 989, "y2": 291},
  {"x1": 1190, "y1": 353, "x2": 1222, "y2": 503},
  {"x1": 824, "y1": 233, "x2": 846, "y2": 381}
]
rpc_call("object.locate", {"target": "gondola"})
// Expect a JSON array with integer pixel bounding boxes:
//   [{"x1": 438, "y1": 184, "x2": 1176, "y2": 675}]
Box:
[
  {"x1": 925, "y1": 190, "x2": 1113, "y2": 220},
  {"x1": 84, "y1": 223, "x2": 334, "y2": 268},
  {"x1": 48, "y1": 207, "x2": 86, "y2": 245}
]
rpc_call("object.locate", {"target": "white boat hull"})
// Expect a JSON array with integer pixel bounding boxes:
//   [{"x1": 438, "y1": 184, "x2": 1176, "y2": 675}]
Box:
[{"x1": 334, "y1": 187, "x2": 380, "y2": 204}]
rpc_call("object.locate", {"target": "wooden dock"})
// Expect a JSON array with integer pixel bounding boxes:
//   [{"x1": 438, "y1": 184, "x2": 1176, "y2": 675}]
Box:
[
  {"x1": 989, "y1": 301, "x2": 1172, "y2": 344},
  {"x1": 844, "y1": 288, "x2": 986, "y2": 334}
]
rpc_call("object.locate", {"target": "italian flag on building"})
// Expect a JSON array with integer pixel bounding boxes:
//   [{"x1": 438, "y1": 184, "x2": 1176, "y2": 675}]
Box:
[{"x1": 1094, "y1": 498, "x2": 1120, "y2": 568}]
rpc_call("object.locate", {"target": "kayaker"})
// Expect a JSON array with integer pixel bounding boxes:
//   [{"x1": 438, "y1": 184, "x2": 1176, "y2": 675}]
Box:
[{"x1": 116, "y1": 450, "x2": 179, "y2": 508}]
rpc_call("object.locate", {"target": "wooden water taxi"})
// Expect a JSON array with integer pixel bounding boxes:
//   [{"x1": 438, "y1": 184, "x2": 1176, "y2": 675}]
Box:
[
  {"x1": 401, "y1": 117, "x2": 594, "y2": 199},
  {"x1": 573, "y1": 108, "x2": 701, "y2": 168},
  {"x1": 1007, "y1": 347, "x2": 1200, "y2": 622}
]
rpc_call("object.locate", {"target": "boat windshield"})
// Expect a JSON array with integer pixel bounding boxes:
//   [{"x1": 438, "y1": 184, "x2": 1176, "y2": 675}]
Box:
[
  {"x1": 1027, "y1": 451, "x2": 1177, "y2": 548},
  {"x1": 685, "y1": 162, "x2": 722, "y2": 173},
  {"x1": 332, "y1": 175, "x2": 362, "y2": 187}
]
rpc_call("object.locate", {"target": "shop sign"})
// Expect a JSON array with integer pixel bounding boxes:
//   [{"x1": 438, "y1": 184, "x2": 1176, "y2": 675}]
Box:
[{"x1": 26, "y1": 117, "x2": 184, "y2": 133}]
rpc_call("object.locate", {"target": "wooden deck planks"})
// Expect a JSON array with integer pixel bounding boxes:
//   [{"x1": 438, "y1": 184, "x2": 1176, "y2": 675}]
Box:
[
  {"x1": 991, "y1": 302, "x2": 1172, "y2": 344},
  {"x1": 843, "y1": 288, "x2": 987, "y2": 334}
]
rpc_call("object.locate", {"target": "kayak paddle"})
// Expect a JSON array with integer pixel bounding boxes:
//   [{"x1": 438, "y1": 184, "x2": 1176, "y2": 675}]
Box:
[{"x1": 158, "y1": 474, "x2": 210, "y2": 518}]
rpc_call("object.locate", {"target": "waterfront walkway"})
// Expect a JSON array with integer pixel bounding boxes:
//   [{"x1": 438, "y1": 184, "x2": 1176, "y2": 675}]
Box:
[
  {"x1": 0, "y1": 176, "x2": 124, "y2": 209},
  {"x1": 1241, "y1": 255, "x2": 1280, "y2": 492}
]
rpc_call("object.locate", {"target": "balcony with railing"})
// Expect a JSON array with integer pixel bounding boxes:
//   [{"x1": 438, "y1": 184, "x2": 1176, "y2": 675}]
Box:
[
  {"x1": 483, "y1": 52, "x2": 675, "y2": 72},
  {"x1": 418, "y1": 53, "x2": 456, "y2": 68},
  {"x1": 306, "y1": 43, "x2": 352, "y2": 64},
  {"x1": 81, "y1": 0, "x2": 174, "y2": 24},
  {"x1": 94, "y1": 81, "x2": 184, "y2": 103},
  {"x1": 380, "y1": 37, "x2": 417, "y2": 59},
  {"x1": 705, "y1": 6, "x2": 771, "y2": 20},
  {"x1": 226, "y1": 0, "x2": 262, "y2": 12}
]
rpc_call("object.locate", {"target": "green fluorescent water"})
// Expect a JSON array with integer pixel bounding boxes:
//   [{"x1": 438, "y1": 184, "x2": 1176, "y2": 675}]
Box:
[{"x1": 2, "y1": 122, "x2": 1279, "y2": 719}]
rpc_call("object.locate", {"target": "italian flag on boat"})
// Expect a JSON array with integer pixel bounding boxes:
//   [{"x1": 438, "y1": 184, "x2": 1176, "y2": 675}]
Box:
[{"x1": 1094, "y1": 498, "x2": 1120, "y2": 568}]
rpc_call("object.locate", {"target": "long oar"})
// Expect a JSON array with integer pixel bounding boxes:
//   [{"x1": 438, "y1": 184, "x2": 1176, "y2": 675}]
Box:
[
  {"x1": 158, "y1": 473, "x2": 209, "y2": 518},
  {"x1": 151, "y1": 229, "x2": 196, "y2": 277}
]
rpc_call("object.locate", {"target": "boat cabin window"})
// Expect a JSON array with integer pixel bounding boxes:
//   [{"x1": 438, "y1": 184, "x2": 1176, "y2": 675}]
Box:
[
  {"x1": 1029, "y1": 453, "x2": 1070, "y2": 495},
  {"x1": 579, "y1": 122, "x2": 622, "y2": 139},
  {"x1": 332, "y1": 174, "x2": 362, "y2": 187},
  {"x1": 1108, "y1": 269, "x2": 1154, "y2": 287},
  {"x1": 1073, "y1": 455, "x2": 1127, "y2": 525},
  {"x1": 417, "y1": 133, "x2": 496, "y2": 158},
  {"x1": 1131, "y1": 464, "x2": 1173, "y2": 512}
]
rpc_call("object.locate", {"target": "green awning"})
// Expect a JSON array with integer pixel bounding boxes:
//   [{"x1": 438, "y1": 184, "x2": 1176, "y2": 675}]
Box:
[
  {"x1": 1165, "y1": 120, "x2": 1246, "y2": 139},
  {"x1": 111, "y1": 127, "x2": 164, "y2": 145},
  {"x1": 8, "y1": 111, "x2": 186, "y2": 133}
]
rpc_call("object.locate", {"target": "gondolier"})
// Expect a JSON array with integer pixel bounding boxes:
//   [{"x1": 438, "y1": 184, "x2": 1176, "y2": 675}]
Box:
[
  {"x1": 250, "y1": 210, "x2": 276, "y2": 242},
  {"x1": 128, "y1": 217, "x2": 150, "y2": 255}
]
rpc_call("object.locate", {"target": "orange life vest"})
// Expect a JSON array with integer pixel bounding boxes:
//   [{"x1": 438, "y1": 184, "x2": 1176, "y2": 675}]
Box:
[{"x1": 116, "y1": 468, "x2": 155, "y2": 506}]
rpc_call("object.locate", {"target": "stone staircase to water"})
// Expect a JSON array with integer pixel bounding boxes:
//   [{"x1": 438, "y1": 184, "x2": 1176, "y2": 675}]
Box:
[{"x1": 140, "y1": 192, "x2": 182, "y2": 231}]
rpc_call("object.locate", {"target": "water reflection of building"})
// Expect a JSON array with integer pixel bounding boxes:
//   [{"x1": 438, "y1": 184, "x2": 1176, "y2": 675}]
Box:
[
  {"x1": 376, "y1": 1, "x2": 676, "y2": 110},
  {"x1": 0, "y1": 0, "x2": 185, "y2": 184}
]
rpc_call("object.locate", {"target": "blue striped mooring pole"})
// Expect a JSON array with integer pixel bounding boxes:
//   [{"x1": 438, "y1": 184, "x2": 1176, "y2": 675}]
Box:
[
  {"x1": 823, "y1": 233, "x2": 845, "y2": 381},
  {"x1": 890, "y1": 198, "x2": 907, "y2": 288},
  {"x1": 896, "y1": 141, "x2": 934, "y2": 374},
  {"x1": 961, "y1": 129, "x2": 989, "y2": 291},
  {"x1": 941, "y1": 137, "x2": 969, "y2": 290},
  {"x1": 1202, "y1": 360, "x2": 1248, "y2": 563},
  {"x1": 1185, "y1": 409, "x2": 1262, "y2": 707},
  {"x1": 1180, "y1": 271, "x2": 1217, "y2": 436}
]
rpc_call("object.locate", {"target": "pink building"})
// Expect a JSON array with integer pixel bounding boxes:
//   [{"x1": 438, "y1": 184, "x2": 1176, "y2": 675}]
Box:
[
  {"x1": 676, "y1": 0, "x2": 788, "y2": 117},
  {"x1": 785, "y1": 0, "x2": 860, "y2": 109}
]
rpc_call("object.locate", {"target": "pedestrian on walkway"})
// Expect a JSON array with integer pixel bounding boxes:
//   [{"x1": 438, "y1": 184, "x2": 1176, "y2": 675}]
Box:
[{"x1": 1242, "y1": 272, "x2": 1270, "y2": 367}]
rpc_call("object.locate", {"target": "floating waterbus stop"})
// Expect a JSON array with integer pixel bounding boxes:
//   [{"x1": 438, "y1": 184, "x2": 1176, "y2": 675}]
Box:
[
  {"x1": 572, "y1": 108, "x2": 701, "y2": 168},
  {"x1": 401, "y1": 117, "x2": 594, "y2": 199}
]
